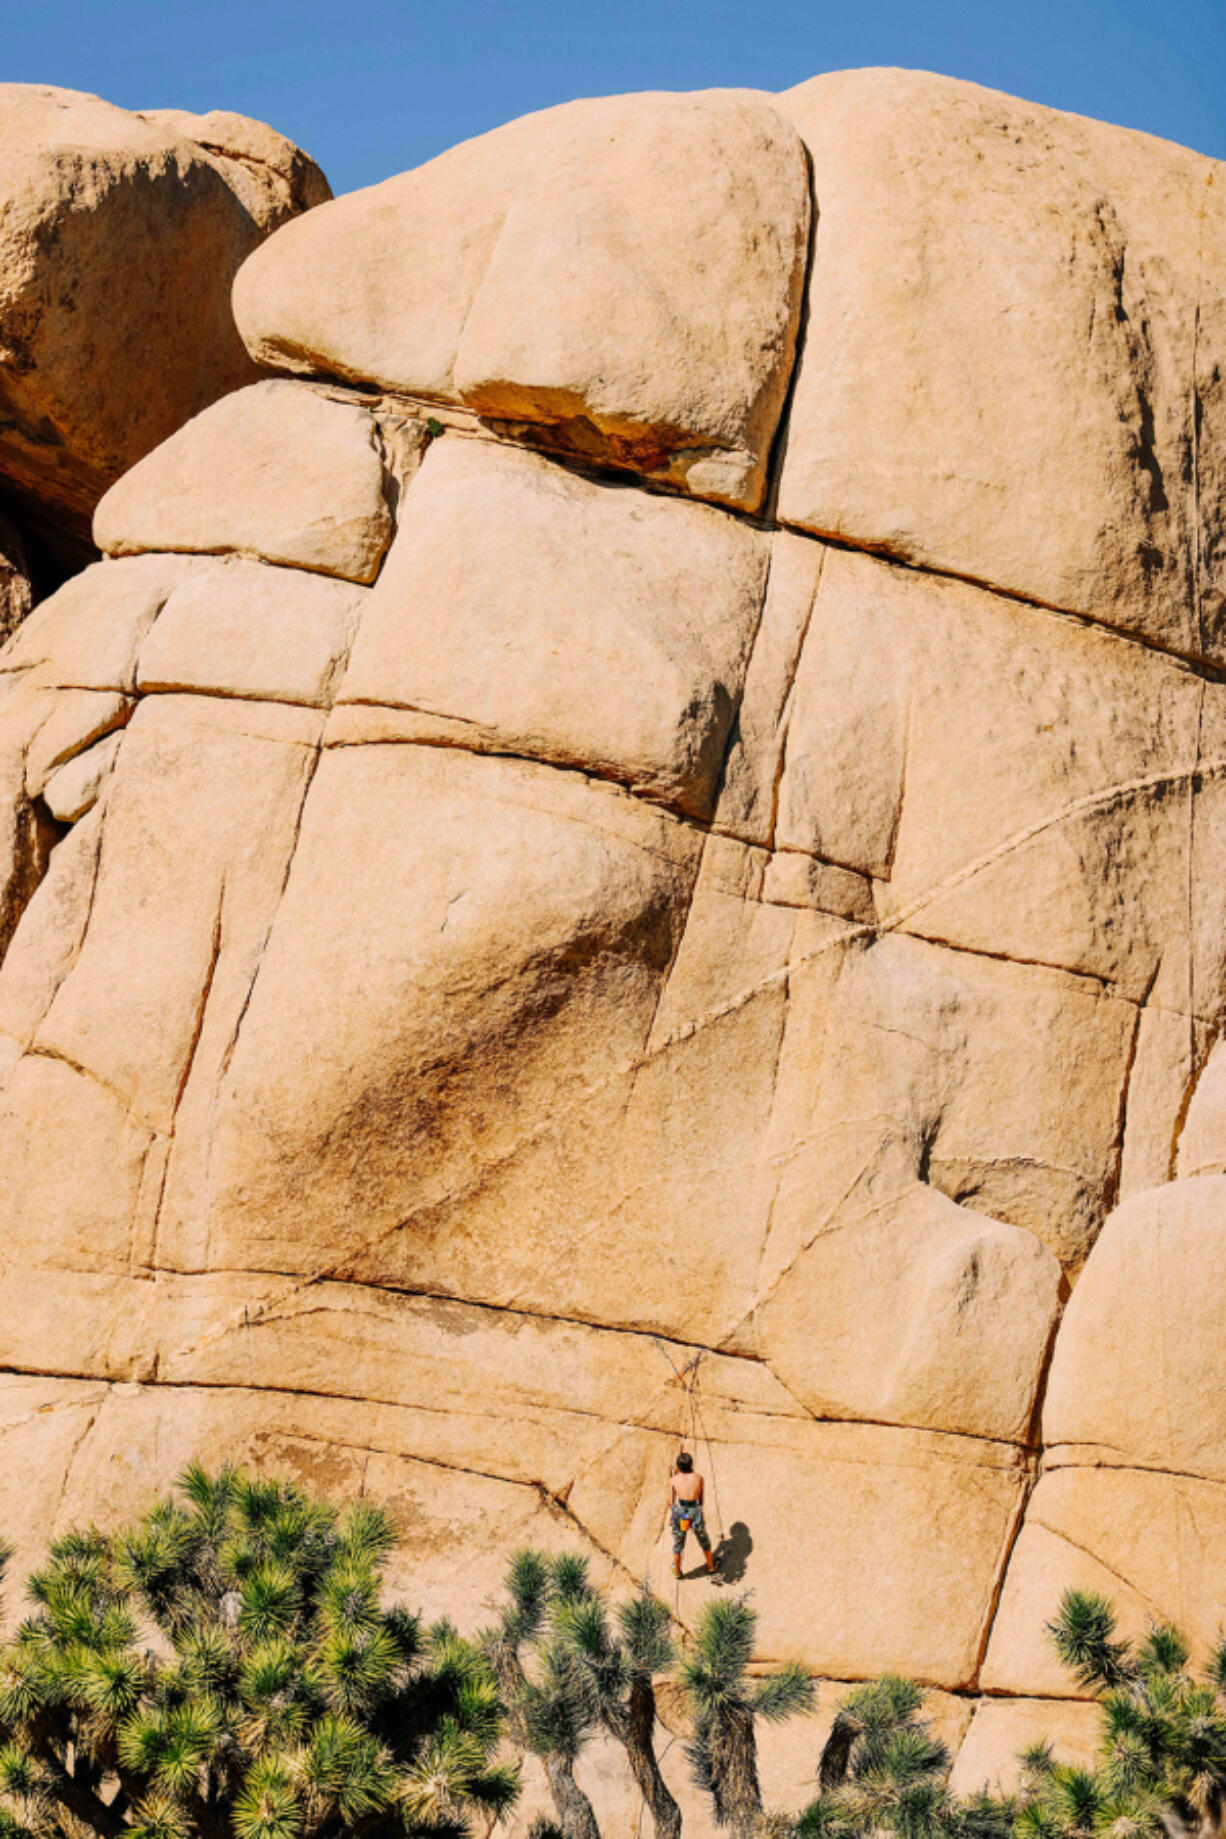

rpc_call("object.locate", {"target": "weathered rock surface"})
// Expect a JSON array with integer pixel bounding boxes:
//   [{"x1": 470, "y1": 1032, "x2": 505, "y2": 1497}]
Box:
[
  {"x1": 776, "y1": 69, "x2": 1226, "y2": 660},
  {"x1": 337, "y1": 435, "x2": 769, "y2": 814},
  {"x1": 94, "y1": 382, "x2": 392, "y2": 583},
  {"x1": 232, "y1": 90, "x2": 810, "y2": 511},
  {"x1": 949, "y1": 1700, "x2": 1101, "y2": 1797},
  {"x1": 0, "y1": 84, "x2": 330, "y2": 558},
  {"x1": 134, "y1": 106, "x2": 332, "y2": 220},
  {"x1": 4, "y1": 65, "x2": 1226, "y2": 1819}
]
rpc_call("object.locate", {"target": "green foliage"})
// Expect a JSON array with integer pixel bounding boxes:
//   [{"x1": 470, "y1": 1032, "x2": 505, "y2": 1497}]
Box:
[
  {"x1": 615, "y1": 1595, "x2": 673, "y2": 1681},
  {"x1": 799, "y1": 1673, "x2": 954, "y2": 1839},
  {"x1": 680, "y1": 1597, "x2": 813, "y2": 1838},
  {"x1": 0, "y1": 1465, "x2": 518, "y2": 1839},
  {"x1": 1019, "y1": 1591, "x2": 1226, "y2": 1839},
  {"x1": 1047, "y1": 1593, "x2": 1135, "y2": 1695},
  {"x1": 488, "y1": 1552, "x2": 682, "y2": 1839}
]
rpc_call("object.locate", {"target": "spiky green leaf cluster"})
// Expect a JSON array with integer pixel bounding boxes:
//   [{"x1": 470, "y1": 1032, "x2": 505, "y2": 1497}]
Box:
[
  {"x1": 679, "y1": 1596, "x2": 813, "y2": 1838},
  {"x1": 797, "y1": 1672, "x2": 959, "y2": 1839},
  {"x1": 0, "y1": 1465, "x2": 517, "y2": 1839},
  {"x1": 487, "y1": 1551, "x2": 683, "y2": 1839},
  {"x1": 1015, "y1": 1592, "x2": 1226, "y2": 1839}
]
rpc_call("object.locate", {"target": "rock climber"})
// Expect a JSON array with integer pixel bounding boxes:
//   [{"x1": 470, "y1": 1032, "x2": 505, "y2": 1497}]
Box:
[{"x1": 669, "y1": 1449, "x2": 718, "y2": 1578}]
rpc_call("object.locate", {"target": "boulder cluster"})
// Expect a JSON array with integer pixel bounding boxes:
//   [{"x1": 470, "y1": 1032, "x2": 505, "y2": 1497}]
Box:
[{"x1": 0, "y1": 67, "x2": 1224, "y2": 1825}]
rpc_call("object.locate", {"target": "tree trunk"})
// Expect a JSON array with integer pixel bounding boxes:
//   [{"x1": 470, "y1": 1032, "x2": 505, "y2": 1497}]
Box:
[
  {"x1": 716, "y1": 1704, "x2": 763, "y2": 1839},
  {"x1": 613, "y1": 1676, "x2": 682, "y2": 1839},
  {"x1": 544, "y1": 1752, "x2": 602, "y2": 1839}
]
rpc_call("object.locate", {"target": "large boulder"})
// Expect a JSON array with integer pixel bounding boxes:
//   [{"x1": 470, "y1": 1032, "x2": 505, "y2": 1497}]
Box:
[
  {"x1": 232, "y1": 90, "x2": 811, "y2": 513},
  {"x1": 776, "y1": 69, "x2": 1225, "y2": 660},
  {"x1": 0, "y1": 85, "x2": 330, "y2": 553}
]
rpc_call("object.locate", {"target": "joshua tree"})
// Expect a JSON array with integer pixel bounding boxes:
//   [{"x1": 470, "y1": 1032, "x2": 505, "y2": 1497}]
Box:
[
  {"x1": 679, "y1": 1597, "x2": 813, "y2": 1839},
  {"x1": 797, "y1": 1675, "x2": 959, "y2": 1839},
  {"x1": 552, "y1": 1584, "x2": 681, "y2": 1839},
  {"x1": 0, "y1": 1463, "x2": 518, "y2": 1839},
  {"x1": 485, "y1": 1552, "x2": 601, "y2": 1839},
  {"x1": 1015, "y1": 1591, "x2": 1226, "y2": 1839}
]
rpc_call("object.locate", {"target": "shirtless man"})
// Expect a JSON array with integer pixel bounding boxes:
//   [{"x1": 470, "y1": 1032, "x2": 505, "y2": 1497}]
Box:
[{"x1": 669, "y1": 1451, "x2": 718, "y2": 1579}]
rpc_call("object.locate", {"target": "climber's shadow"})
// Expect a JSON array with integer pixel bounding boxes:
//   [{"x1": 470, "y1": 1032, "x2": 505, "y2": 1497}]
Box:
[{"x1": 715, "y1": 1521, "x2": 753, "y2": 1585}]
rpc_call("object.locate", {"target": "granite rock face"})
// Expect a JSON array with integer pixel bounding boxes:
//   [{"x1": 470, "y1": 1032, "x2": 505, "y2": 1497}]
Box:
[
  {"x1": 2, "y1": 66, "x2": 1226, "y2": 1823},
  {"x1": 0, "y1": 84, "x2": 330, "y2": 596}
]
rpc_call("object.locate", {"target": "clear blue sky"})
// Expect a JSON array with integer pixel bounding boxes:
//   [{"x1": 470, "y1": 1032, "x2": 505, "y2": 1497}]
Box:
[{"x1": 9, "y1": 0, "x2": 1226, "y2": 196}]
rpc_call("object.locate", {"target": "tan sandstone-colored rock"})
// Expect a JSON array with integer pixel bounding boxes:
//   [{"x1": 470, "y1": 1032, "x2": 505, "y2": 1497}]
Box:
[
  {"x1": 777, "y1": 69, "x2": 1225, "y2": 658},
  {"x1": 233, "y1": 91, "x2": 810, "y2": 511},
  {"x1": 756, "y1": 1180, "x2": 1060, "y2": 1443},
  {"x1": 0, "y1": 804, "x2": 102, "y2": 1063},
  {"x1": 94, "y1": 382, "x2": 392, "y2": 583},
  {"x1": 0, "y1": 85, "x2": 329, "y2": 535},
  {"x1": 982, "y1": 1464, "x2": 1226, "y2": 1697},
  {"x1": 136, "y1": 558, "x2": 365, "y2": 707},
  {"x1": 1044, "y1": 1176, "x2": 1226, "y2": 1480},
  {"x1": 0, "y1": 1352, "x2": 1024, "y2": 1691},
  {"x1": 336, "y1": 435, "x2": 769, "y2": 815},
  {"x1": 1175, "y1": 1039, "x2": 1226, "y2": 1178},
  {"x1": 982, "y1": 1169, "x2": 1226, "y2": 1699},
  {"x1": 135, "y1": 106, "x2": 332, "y2": 220},
  {"x1": 156, "y1": 740, "x2": 703, "y2": 1287},
  {"x1": 24, "y1": 688, "x2": 132, "y2": 797},
  {"x1": 949, "y1": 1699, "x2": 1101, "y2": 1797},
  {"x1": 0, "y1": 553, "x2": 199, "y2": 692},
  {"x1": 8, "y1": 695, "x2": 320, "y2": 1239},
  {"x1": 780, "y1": 545, "x2": 1209, "y2": 1011},
  {"x1": 40, "y1": 735, "x2": 119, "y2": 825}
]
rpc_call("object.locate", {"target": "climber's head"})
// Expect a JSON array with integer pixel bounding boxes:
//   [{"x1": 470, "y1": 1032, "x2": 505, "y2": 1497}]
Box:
[{"x1": 675, "y1": 1451, "x2": 694, "y2": 1473}]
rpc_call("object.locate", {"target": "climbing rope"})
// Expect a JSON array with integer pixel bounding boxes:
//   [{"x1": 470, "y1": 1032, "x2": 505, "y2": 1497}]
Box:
[
  {"x1": 687, "y1": 1357, "x2": 726, "y2": 1550},
  {"x1": 649, "y1": 1336, "x2": 728, "y2": 1596},
  {"x1": 632, "y1": 1340, "x2": 731, "y2": 1835}
]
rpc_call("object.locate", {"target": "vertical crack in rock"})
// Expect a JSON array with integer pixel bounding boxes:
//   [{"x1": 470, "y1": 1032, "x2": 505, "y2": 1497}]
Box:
[
  {"x1": 1103, "y1": 957, "x2": 1160, "y2": 1217},
  {"x1": 46, "y1": 1393, "x2": 108, "y2": 1534},
  {"x1": 765, "y1": 547, "x2": 824, "y2": 854},
  {"x1": 759, "y1": 138, "x2": 818, "y2": 528},
  {"x1": 1190, "y1": 170, "x2": 1208, "y2": 663},
  {"x1": 1183, "y1": 680, "x2": 1206, "y2": 1167},
  {"x1": 966, "y1": 1449, "x2": 1039, "y2": 1693},
  {"x1": 172, "y1": 880, "x2": 226, "y2": 1118},
  {"x1": 141, "y1": 879, "x2": 225, "y2": 1270},
  {"x1": 883, "y1": 683, "x2": 913, "y2": 883},
  {"x1": 6, "y1": 795, "x2": 108, "y2": 1076},
  {"x1": 744, "y1": 964, "x2": 793, "y2": 1307},
  {"x1": 634, "y1": 831, "x2": 706, "y2": 1068},
  {"x1": 187, "y1": 737, "x2": 325, "y2": 1275}
]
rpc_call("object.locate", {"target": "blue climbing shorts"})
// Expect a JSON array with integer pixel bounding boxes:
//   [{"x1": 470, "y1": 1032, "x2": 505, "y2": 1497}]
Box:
[{"x1": 671, "y1": 1498, "x2": 711, "y2": 1554}]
